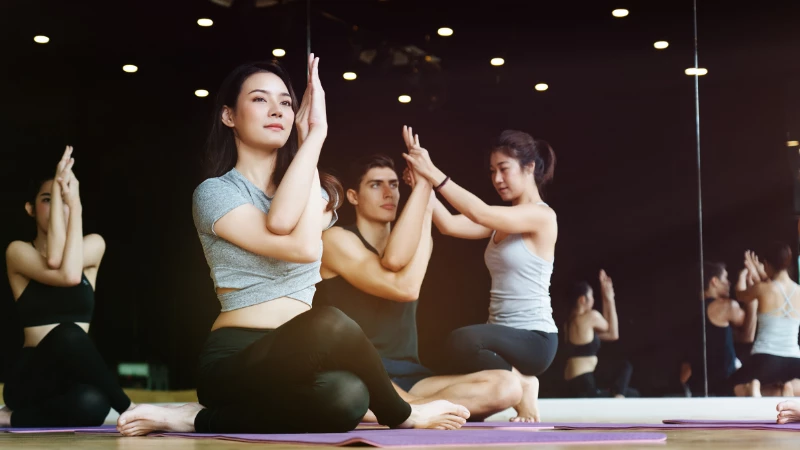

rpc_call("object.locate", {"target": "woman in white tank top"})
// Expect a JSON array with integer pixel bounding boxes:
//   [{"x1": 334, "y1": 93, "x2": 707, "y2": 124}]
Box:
[
  {"x1": 731, "y1": 244, "x2": 800, "y2": 424},
  {"x1": 404, "y1": 129, "x2": 558, "y2": 423}
]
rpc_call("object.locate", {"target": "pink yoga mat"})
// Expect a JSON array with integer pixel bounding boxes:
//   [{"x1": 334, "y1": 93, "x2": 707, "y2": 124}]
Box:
[
  {"x1": 1, "y1": 425, "x2": 117, "y2": 434},
  {"x1": 150, "y1": 429, "x2": 667, "y2": 446}
]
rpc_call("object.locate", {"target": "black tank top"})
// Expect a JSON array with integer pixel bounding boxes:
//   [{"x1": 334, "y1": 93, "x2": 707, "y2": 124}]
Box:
[
  {"x1": 15, "y1": 244, "x2": 95, "y2": 327},
  {"x1": 566, "y1": 334, "x2": 601, "y2": 357},
  {"x1": 703, "y1": 298, "x2": 737, "y2": 381},
  {"x1": 316, "y1": 224, "x2": 421, "y2": 363}
]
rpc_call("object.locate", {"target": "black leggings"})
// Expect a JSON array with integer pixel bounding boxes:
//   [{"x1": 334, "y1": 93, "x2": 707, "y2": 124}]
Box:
[
  {"x1": 195, "y1": 306, "x2": 412, "y2": 434},
  {"x1": 445, "y1": 324, "x2": 558, "y2": 376},
  {"x1": 2, "y1": 322, "x2": 131, "y2": 427},
  {"x1": 564, "y1": 359, "x2": 637, "y2": 398}
]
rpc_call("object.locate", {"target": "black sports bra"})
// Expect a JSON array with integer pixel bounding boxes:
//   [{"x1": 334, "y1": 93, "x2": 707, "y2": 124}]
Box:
[
  {"x1": 15, "y1": 244, "x2": 94, "y2": 327},
  {"x1": 567, "y1": 334, "x2": 601, "y2": 358}
]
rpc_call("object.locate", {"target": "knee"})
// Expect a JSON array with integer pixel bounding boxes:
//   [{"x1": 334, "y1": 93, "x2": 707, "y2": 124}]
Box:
[
  {"x1": 72, "y1": 385, "x2": 111, "y2": 426},
  {"x1": 317, "y1": 371, "x2": 370, "y2": 432},
  {"x1": 446, "y1": 327, "x2": 480, "y2": 354},
  {"x1": 310, "y1": 306, "x2": 362, "y2": 339},
  {"x1": 486, "y1": 370, "x2": 523, "y2": 409}
]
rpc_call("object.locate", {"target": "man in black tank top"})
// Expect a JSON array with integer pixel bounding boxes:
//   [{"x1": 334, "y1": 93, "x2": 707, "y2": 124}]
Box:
[
  {"x1": 681, "y1": 262, "x2": 757, "y2": 396},
  {"x1": 318, "y1": 153, "x2": 523, "y2": 421}
]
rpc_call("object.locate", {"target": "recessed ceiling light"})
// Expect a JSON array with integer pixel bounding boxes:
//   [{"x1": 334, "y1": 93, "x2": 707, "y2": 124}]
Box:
[
  {"x1": 654, "y1": 41, "x2": 669, "y2": 49},
  {"x1": 343, "y1": 72, "x2": 357, "y2": 81},
  {"x1": 534, "y1": 83, "x2": 549, "y2": 92},
  {"x1": 398, "y1": 95, "x2": 411, "y2": 103},
  {"x1": 197, "y1": 18, "x2": 214, "y2": 27},
  {"x1": 437, "y1": 27, "x2": 453, "y2": 37},
  {"x1": 195, "y1": 89, "x2": 209, "y2": 97},
  {"x1": 490, "y1": 57, "x2": 505, "y2": 66},
  {"x1": 612, "y1": 9, "x2": 629, "y2": 17},
  {"x1": 33, "y1": 35, "x2": 49, "y2": 44},
  {"x1": 272, "y1": 48, "x2": 286, "y2": 57},
  {"x1": 685, "y1": 68, "x2": 708, "y2": 76},
  {"x1": 122, "y1": 64, "x2": 138, "y2": 73},
  {"x1": 788, "y1": 140, "x2": 800, "y2": 147}
]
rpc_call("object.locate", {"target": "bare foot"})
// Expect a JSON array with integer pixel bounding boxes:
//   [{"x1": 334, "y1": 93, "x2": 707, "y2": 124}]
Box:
[
  {"x1": 117, "y1": 403, "x2": 204, "y2": 436},
  {"x1": 362, "y1": 409, "x2": 378, "y2": 423},
  {"x1": 0, "y1": 406, "x2": 11, "y2": 427},
  {"x1": 783, "y1": 382, "x2": 795, "y2": 397},
  {"x1": 397, "y1": 400, "x2": 470, "y2": 430},
  {"x1": 511, "y1": 373, "x2": 540, "y2": 423},
  {"x1": 777, "y1": 401, "x2": 800, "y2": 424}
]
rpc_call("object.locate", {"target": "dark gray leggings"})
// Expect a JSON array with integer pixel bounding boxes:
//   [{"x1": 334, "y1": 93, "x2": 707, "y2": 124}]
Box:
[
  {"x1": 195, "y1": 306, "x2": 412, "y2": 433},
  {"x1": 446, "y1": 324, "x2": 558, "y2": 376}
]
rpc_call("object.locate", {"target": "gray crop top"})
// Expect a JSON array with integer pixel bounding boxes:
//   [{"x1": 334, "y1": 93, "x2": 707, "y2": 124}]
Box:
[{"x1": 192, "y1": 168, "x2": 337, "y2": 312}]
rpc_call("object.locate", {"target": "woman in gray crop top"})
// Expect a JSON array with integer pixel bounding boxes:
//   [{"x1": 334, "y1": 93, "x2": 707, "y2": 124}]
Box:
[
  {"x1": 731, "y1": 244, "x2": 800, "y2": 424},
  {"x1": 117, "y1": 56, "x2": 469, "y2": 436},
  {"x1": 404, "y1": 129, "x2": 559, "y2": 423}
]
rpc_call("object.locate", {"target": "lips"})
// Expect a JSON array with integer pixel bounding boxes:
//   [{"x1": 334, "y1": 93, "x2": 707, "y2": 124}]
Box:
[
  {"x1": 381, "y1": 204, "x2": 396, "y2": 210},
  {"x1": 264, "y1": 124, "x2": 284, "y2": 131}
]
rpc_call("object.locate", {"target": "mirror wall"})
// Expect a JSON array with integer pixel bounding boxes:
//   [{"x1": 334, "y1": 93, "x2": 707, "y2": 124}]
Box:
[
  {"x1": 697, "y1": 1, "x2": 800, "y2": 397},
  {"x1": 0, "y1": 0, "x2": 707, "y2": 399}
]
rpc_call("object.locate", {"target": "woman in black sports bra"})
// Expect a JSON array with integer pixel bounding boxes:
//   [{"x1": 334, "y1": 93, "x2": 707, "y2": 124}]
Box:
[
  {"x1": 563, "y1": 270, "x2": 636, "y2": 398},
  {"x1": 1, "y1": 147, "x2": 132, "y2": 428}
]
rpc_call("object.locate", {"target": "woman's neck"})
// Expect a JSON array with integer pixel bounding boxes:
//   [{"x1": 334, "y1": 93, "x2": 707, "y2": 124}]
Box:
[
  {"x1": 773, "y1": 271, "x2": 792, "y2": 283},
  {"x1": 512, "y1": 184, "x2": 543, "y2": 206},
  {"x1": 32, "y1": 232, "x2": 47, "y2": 256},
  {"x1": 234, "y1": 144, "x2": 279, "y2": 195}
]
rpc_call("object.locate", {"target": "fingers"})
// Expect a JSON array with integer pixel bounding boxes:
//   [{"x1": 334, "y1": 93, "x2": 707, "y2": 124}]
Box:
[{"x1": 415, "y1": 133, "x2": 420, "y2": 148}]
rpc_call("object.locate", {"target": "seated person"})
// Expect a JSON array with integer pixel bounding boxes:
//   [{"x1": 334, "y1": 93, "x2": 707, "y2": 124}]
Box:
[{"x1": 318, "y1": 139, "x2": 522, "y2": 422}]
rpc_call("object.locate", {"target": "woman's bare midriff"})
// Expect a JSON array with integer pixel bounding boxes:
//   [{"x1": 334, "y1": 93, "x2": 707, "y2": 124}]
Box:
[
  {"x1": 23, "y1": 323, "x2": 90, "y2": 348},
  {"x1": 564, "y1": 356, "x2": 598, "y2": 380},
  {"x1": 211, "y1": 287, "x2": 311, "y2": 331}
]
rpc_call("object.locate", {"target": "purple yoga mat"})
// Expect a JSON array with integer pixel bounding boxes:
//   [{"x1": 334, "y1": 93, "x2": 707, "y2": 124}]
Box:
[
  {"x1": 358, "y1": 422, "x2": 553, "y2": 430},
  {"x1": 660, "y1": 419, "x2": 800, "y2": 431},
  {"x1": 1, "y1": 425, "x2": 117, "y2": 434},
  {"x1": 150, "y1": 429, "x2": 666, "y2": 447}
]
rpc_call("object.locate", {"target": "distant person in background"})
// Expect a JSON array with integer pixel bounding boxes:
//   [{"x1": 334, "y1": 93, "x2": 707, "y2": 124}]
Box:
[
  {"x1": 563, "y1": 271, "x2": 638, "y2": 398},
  {"x1": 1, "y1": 147, "x2": 133, "y2": 428},
  {"x1": 733, "y1": 245, "x2": 800, "y2": 399},
  {"x1": 681, "y1": 261, "x2": 757, "y2": 396}
]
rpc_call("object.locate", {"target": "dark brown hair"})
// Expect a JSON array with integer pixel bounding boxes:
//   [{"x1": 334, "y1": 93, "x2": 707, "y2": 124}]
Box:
[
  {"x1": 490, "y1": 130, "x2": 556, "y2": 188},
  {"x1": 703, "y1": 261, "x2": 726, "y2": 291},
  {"x1": 347, "y1": 154, "x2": 396, "y2": 191},
  {"x1": 764, "y1": 242, "x2": 793, "y2": 273}
]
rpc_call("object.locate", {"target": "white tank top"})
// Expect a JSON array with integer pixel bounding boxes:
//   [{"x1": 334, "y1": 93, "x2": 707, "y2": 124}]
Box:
[
  {"x1": 483, "y1": 202, "x2": 558, "y2": 333},
  {"x1": 752, "y1": 282, "x2": 800, "y2": 358}
]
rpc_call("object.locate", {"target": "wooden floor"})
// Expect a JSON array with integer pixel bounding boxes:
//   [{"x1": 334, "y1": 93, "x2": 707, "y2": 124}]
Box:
[{"x1": 2, "y1": 429, "x2": 799, "y2": 449}]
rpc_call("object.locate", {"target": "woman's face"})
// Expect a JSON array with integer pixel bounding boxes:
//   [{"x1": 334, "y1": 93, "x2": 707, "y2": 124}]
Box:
[
  {"x1": 225, "y1": 72, "x2": 295, "y2": 150},
  {"x1": 489, "y1": 151, "x2": 533, "y2": 202},
  {"x1": 27, "y1": 180, "x2": 68, "y2": 231}
]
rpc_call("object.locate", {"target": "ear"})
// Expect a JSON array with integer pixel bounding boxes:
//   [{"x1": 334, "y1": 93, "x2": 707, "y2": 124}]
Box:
[
  {"x1": 25, "y1": 202, "x2": 34, "y2": 217},
  {"x1": 346, "y1": 189, "x2": 358, "y2": 206},
  {"x1": 578, "y1": 295, "x2": 587, "y2": 306},
  {"x1": 221, "y1": 106, "x2": 235, "y2": 128},
  {"x1": 525, "y1": 161, "x2": 536, "y2": 175}
]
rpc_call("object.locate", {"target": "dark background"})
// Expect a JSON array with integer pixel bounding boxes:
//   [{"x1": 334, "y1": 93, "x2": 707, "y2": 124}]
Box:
[{"x1": 0, "y1": 0, "x2": 798, "y2": 397}]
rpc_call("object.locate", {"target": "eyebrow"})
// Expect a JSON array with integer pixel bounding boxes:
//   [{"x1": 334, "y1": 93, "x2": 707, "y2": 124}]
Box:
[
  {"x1": 248, "y1": 89, "x2": 291, "y2": 97},
  {"x1": 367, "y1": 178, "x2": 399, "y2": 184},
  {"x1": 39, "y1": 193, "x2": 51, "y2": 197}
]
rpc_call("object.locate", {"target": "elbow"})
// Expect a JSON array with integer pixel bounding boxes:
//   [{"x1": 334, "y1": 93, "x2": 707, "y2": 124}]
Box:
[
  {"x1": 46, "y1": 257, "x2": 62, "y2": 270},
  {"x1": 398, "y1": 285, "x2": 420, "y2": 302},
  {"x1": 381, "y1": 256, "x2": 406, "y2": 273},
  {"x1": 294, "y1": 241, "x2": 320, "y2": 264},
  {"x1": 265, "y1": 215, "x2": 296, "y2": 236},
  {"x1": 62, "y1": 271, "x2": 82, "y2": 286}
]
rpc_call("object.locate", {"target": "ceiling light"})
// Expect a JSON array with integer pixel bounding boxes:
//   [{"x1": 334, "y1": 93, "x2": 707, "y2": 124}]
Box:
[
  {"x1": 33, "y1": 35, "x2": 49, "y2": 44},
  {"x1": 490, "y1": 57, "x2": 505, "y2": 66},
  {"x1": 398, "y1": 95, "x2": 411, "y2": 103},
  {"x1": 343, "y1": 72, "x2": 357, "y2": 81},
  {"x1": 534, "y1": 83, "x2": 548, "y2": 92},
  {"x1": 788, "y1": 140, "x2": 800, "y2": 147},
  {"x1": 195, "y1": 89, "x2": 209, "y2": 98},
  {"x1": 685, "y1": 68, "x2": 708, "y2": 76},
  {"x1": 272, "y1": 48, "x2": 286, "y2": 57},
  {"x1": 437, "y1": 27, "x2": 453, "y2": 37},
  {"x1": 654, "y1": 41, "x2": 669, "y2": 49},
  {"x1": 612, "y1": 9, "x2": 629, "y2": 17},
  {"x1": 122, "y1": 64, "x2": 138, "y2": 73},
  {"x1": 197, "y1": 18, "x2": 214, "y2": 27}
]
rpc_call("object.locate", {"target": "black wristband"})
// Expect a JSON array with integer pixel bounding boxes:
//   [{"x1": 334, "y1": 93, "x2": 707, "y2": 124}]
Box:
[{"x1": 434, "y1": 176, "x2": 450, "y2": 191}]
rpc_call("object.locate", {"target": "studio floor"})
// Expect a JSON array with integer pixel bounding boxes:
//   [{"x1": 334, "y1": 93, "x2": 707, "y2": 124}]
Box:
[{"x1": 1, "y1": 394, "x2": 797, "y2": 449}]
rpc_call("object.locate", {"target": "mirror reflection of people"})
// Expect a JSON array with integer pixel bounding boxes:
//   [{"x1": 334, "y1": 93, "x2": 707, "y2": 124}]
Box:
[
  {"x1": 563, "y1": 271, "x2": 637, "y2": 398},
  {"x1": 116, "y1": 57, "x2": 469, "y2": 436},
  {"x1": 681, "y1": 262, "x2": 757, "y2": 396},
  {"x1": 403, "y1": 129, "x2": 558, "y2": 422},
  {"x1": 1, "y1": 147, "x2": 133, "y2": 428},
  {"x1": 733, "y1": 245, "x2": 800, "y2": 401}
]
